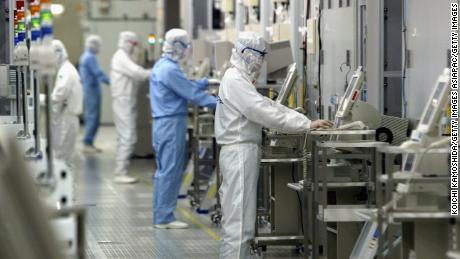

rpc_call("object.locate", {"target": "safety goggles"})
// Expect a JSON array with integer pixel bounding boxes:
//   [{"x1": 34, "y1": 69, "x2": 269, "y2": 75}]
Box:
[
  {"x1": 128, "y1": 40, "x2": 139, "y2": 47},
  {"x1": 173, "y1": 40, "x2": 191, "y2": 49},
  {"x1": 241, "y1": 46, "x2": 268, "y2": 58}
]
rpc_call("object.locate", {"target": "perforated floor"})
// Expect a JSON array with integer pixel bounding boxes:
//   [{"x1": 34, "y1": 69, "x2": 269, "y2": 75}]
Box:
[{"x1": 74, "y1": 126, "x2": 303, "y2": 258}]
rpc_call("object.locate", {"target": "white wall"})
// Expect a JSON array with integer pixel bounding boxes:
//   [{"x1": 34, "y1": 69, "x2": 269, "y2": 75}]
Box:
[
  {"x1": 320, "y1": 0, "x2": 357, "y2": 119},
  {"x1": 54, "y1": 0, "x2": 83, "y2": 65},
  {"x1": 405, "y1": 0, "x2": 451, "y2": 120}
]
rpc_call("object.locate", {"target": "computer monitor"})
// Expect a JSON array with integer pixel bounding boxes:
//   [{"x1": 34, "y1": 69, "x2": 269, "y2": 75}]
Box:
[
  {"x1": 275, "y1": 63, "x2": 297, "y2": 105},
  {"x1": 266, "y1": 40, "x2": 293, "y2": 75},
  {"x1": 402, "y1": 68, "x2": 451, "y2": 172},
  {"x1": 335, "y1": 66, "x2": 365, "y2": 120},
  {"x1": 402, "y1": 152, "x2": 417, "y2": 172},
  {"x1": 414, "y1": 68, "x2": 451, "y2": 135}
]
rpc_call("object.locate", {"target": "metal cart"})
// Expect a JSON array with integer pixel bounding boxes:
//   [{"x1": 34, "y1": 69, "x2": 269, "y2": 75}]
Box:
[
  {"x1": 252, "y1": 131, "x2": 307, "y2": 255},
  {"x1": 298, "y1": 129, "x2": 381, "y2": 259},
  {"x1": 374, "y1": 145, "x2": 457, "y2": 259}
]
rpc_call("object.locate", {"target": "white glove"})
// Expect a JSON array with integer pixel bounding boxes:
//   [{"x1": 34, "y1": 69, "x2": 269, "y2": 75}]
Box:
[
  {"x1": 311, "y1": 120, "x2": 333, "y2": 129},
  {"x1": 208, "y1": 78, "x2": 221, "y2": 85}
]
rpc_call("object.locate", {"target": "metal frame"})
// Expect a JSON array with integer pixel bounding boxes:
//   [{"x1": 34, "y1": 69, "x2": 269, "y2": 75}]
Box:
[
  {"x1": 253, "y1": 132, "x2": 307, "y2": 254},
  {"x1": 190, "y1": 106, "x2": 219, "y2": 213},
  {"x1": 302, "y1": 129, "x2": 378, "y2": 259},
  {"x1": 375, "y1": 145, "x2": 455, "y2": 259},
  {"x1": 365, "y1": 0, "x2": 384, "y2": 111}
]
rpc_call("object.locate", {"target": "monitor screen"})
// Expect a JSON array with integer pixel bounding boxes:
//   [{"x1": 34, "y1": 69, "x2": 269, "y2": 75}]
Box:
[
  {"x1": 336, "y1": 76, "x2": 358, "y2": 115},
  {"x1": 421, "y1": 82, "x2": 447, "y2": 125},
  {"x1": 403, "y1": 153, "x2": 416, "y2": 171},
  {"x1": 276, "y1": 64, "x2": 297, "y2": 104},
  {"x1": 345, "y1": 77, "x2": 357, "y2": 98}
]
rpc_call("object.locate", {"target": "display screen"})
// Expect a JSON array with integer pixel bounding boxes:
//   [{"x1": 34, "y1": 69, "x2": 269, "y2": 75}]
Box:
[
  {"x1": 421, "y1": 82, "x2": 446, "y2": 125},
  {"x1": 344, "y1": 77, "x2": 357, "y2": 99},
  {"x1": 403, "y1": 153, "x2": 416, "y2": 171},
  {"x1": 276, "y1": 65, "x2": 297, "y2": 104},
  {"x1": 336, "y1": 76, "x2": 358, "y2": 115}
]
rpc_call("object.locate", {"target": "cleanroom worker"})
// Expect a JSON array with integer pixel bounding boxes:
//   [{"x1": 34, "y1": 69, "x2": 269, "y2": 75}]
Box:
[
  {"x1": 150, "y1": 28, "x2": 217, "y2": 229},
  {"x1": 215, "y1": 32, "x2": 333, "y2": 258},
  {"x1": 51, "y1": 39, "x2": 83, "y2": 168},
  {"x1": 110, "y1": 31, "x2": 151, "y2": 184},
  {"x1": 79, "y1": 34, "x2": 110, "y2": 153}
]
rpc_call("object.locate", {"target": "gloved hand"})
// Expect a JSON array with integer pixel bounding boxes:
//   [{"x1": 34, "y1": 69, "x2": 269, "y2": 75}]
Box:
[
  {"x1": 197, "y1": 77, "x2": 209, "y2": 87},
  {"x1": 311, "y1": 120, "x2": 334, "y2": 129},
  {"x1": 208, "y1": 78, "x2": 221, "y2": 85}
]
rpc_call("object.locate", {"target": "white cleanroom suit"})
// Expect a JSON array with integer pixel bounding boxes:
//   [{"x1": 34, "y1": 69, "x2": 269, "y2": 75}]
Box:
[
  {"x1": 110, "y1": 31, "x2": 151, "y2": 184},
  {"x1": 51, "y1": 40, "x2": 83, "y2": 168},
  {"x1": 215, "y1": 31, "x2": 332, "y2": 259}
]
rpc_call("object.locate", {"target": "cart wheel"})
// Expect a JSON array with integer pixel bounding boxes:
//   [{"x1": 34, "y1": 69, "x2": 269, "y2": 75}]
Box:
[
  {"x1": 257, "y1": 217, "x2": 269, "y2": 228},
  {"x1": 189, "y1": 198, "x2": 199, "y2": 208},
  {"x1": 256, "y1": 246, "x2": 263, "y2": 257},
  {"x1": 210, "y1": 212, "x2": 222, "y2": 226},
  {"x1": 250, "y1": 244, "x2": 263, "y2": 257},
  {"x1": 261, "y1": 245, "x2": 267, "y2": 252},
  {"x1": 213, "y1": 215, "x2": 221, "y2": 226},
  {"x1": 295, "y1": 244, "x2": 304, "y2": 254}
]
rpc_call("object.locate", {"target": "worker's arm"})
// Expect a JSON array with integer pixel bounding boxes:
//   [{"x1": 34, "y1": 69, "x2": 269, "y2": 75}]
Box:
[
  {"x1": 117, "y1": 52, "x2": 151, "y2": 80},
  {"x1": 87, "y1": 54, "x2": 110, "y2": 85},
  {"x1": 222, "y1": 75, "x2": 311, "y2": 133},
  {"x1": 190, "y1": 77, "x2": 209, "y2": 90},
  {"x1": 264, "y1": 97, "x2": 303, "y2": 115},
  {"x1": 164, "y1": 66, "x2": 217, "y2": 109}
]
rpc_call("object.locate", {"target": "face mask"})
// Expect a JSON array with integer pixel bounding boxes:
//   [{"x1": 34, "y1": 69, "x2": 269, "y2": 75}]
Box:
[
  {"x1": 250, "y1": 75, "x2": 259, "y2": 85},
  {"x1": 125, "y1": 40, "x2": 138, "y2": 55},
  {"x1": 239, "y1": 46, "x2": 265, "y2": 70},
  {"x1": 174, "y1": 48, "x2": 186, "y2": 61},
  {"x1": 54, "y1": 54, "x2": 60, "y2": 67},
  {"x1": 230, "y1": 45, "x2": 266, "y2": 82},
  {"x1": 54, "y1": 50, "x2": 65, "y2": 66},
  {"x1": 129, "y1": 45, "x2": 135, "y2": 55},
  {"x1": 183, "y1": 45, "x2": 192, "y2": 60},
  {"x1": 249, "y1": 68, "x2": 262, "y2": 84},
  {"x1": 90, "y1": 45, "x2": 100, "y2": 54},
  {"x1": 131, "y1": 45, "x2": 144, "y2": 63},
  {"x1": 244, "y1": 52, "x2": 264, "y2": 82},
  {"x1": 175, "y1": 41, "x2": 191, "y2": 61},
  {"x1": 249, "y1": 56, "x2": 264, "y2": 73}
]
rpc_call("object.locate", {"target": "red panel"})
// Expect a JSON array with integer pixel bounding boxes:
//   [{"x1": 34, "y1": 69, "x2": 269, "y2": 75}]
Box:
[{"x1": 351, "y1": 91, "x2": 358, "y2": 101}]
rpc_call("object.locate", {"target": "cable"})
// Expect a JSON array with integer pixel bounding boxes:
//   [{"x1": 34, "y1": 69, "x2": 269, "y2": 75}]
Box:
[
  {"x1": 291, "y1": 162, "x2": 305, "y2": 235},
  {"x1": 339, "y1": 62, "x2": 351, "y2": 92},
  {"x1": 303, "y1": 0, "x2": 311, "y2": 111},
  {"x1": 301, "y1": 0, "x2": 311, "y2": 110},
  {"x1": 401, "y1": 0, "x2": 408, "y2": 118},
  {"x1": 317, "y1": 4, "x2": 323, "y2": 119}
]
